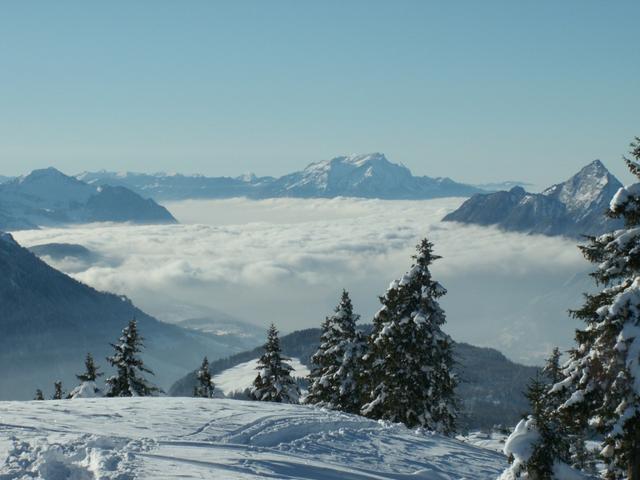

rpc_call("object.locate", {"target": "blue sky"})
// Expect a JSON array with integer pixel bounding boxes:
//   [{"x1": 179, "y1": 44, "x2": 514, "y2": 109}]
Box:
[{"x1": 0, "y1": 1, "x2": 638, "y2": 186}]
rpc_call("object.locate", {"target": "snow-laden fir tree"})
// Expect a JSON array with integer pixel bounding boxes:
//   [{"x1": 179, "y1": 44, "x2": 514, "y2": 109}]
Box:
[
  {"x1": 499, "y1": 373, "x2": 573, "y2": 479},
  {"x1": 553, "y1": 137, "x2": 640, "y2": 479},
  {"x1": 193, "y1": 356, "x2": 215, "y2": 398},
  {"x1": 361, "y1": 238, "x2": 458, "y2": 434},
  {"x1": 306, "y1": 290, "x2": 367, "y2": 414},
  {"x1": 105, "y1": 319, "x2": 160, "y2": 397},
  {"x1": 52, "y1": 381, "x2": 64, "y2": 400},
  {"x1": 34, "y1": 389, "x2": 44, "y2": 401},
  {"x1": 250, "y1": 324, "x2": 300, "y2": 403},
  {"x1": 69, "y1": 353, "x2": 103, "y2": 399}
]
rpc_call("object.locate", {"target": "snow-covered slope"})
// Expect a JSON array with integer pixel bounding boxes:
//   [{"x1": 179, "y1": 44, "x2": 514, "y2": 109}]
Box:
[
  {"x1": 443, "y1": 160, "x2": 624, "y2": 237},
  {"x1": 76, "y1": 153, "x2": 481, "y2": 201},
  {"x1": 0, "y1": 167, "x2": 176, "y2": 230},
  {"x1": 0, "y1": 398, "x2": 506, "y2": 479},
  {"x1": 213, "y1": 358, "x2": 310, "y2": 396}
]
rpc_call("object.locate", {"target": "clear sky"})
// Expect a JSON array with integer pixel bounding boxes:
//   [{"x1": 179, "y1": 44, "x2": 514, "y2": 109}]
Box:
[{"x1": 0, "y1": 1, "x2": 638, "y2": 186}]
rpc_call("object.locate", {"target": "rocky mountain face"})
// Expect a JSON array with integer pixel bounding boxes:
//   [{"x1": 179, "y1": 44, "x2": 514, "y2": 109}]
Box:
[
  {"x1": 77, "y1": 153, "x2": 481, "y2": 201},
  {"x1": 169, "y1": 327, "x2": 538, "y2": 431},
  {"x1": 0, "y1": 233, "x2": 255, "y2": 400},
  {"x1": 0, "y1": 167, "x2": 176, "y2": 231},
  {"x1": 442, "y1": 160, "x2": 624, "y2": 237}
]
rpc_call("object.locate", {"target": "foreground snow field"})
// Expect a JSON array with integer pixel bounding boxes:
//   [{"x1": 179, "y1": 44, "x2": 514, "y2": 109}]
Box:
[{"x1": 0, "y1": 398, "x2": 506, "y2": 479}]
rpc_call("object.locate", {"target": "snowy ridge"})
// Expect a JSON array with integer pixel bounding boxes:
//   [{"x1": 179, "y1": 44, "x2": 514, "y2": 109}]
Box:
[
  {"x1": 0, "y1": 167, "x2": 176, "y2": 231},
  {"x1": 542, "y1": 160, "x2": 616, "y2": 218},
  {"x1": 0, "y1": 398, "x2": 506, "y2": 479},
  {"x1": 74, "y1": 153, "x2": 481, "y2": 201},
  {"x1": 443, "y1": 160, "x2": 624, "y2": 237}
]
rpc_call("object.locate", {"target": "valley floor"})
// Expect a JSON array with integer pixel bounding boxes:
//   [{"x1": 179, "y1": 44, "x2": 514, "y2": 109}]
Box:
[{"x1": 0, "y1": 398, "x2": 506, "y2": 479}]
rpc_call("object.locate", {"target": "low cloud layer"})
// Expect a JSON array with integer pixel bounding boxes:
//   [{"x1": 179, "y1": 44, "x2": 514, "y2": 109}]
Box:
[{"x1": 14, "y1": 197, "x2": 589, "y2": 364}]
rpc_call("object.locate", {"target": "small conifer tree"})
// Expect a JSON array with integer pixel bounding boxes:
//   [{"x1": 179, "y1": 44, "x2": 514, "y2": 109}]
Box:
[
  {"x1": 500, "y1": 373, "x2": 572, "y2": 479},
  {"x1": 69, "y1": 353, "x2": 103, "y2": 398},
  {"x1": 77, "y1": 353, "x2": 102, "y2": 383},
  {"x1": 193, "y1": 356, "x2": 215, "y2": 398},
  {"x1": 34, "y1": 389, "x2": 44, "y2": 401},
  {"x1": 250, "y1": 324, "x2": 300, "y2": 403},
  {"x1": 105, "y1": 319, "x2": 160, "y2": 397},
  {"x1": 306, "y1": 290, "x2": 367, "y2": 414},
  {"x1": 543, "y1": 347, "x2": 562, "y2": 385},
  {"x1": 52, "y1": 381, "x2": 64, "y2": 400}
]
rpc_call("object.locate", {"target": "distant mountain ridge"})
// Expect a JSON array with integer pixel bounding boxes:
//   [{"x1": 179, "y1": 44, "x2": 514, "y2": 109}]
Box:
[
  {"x1": 443, "y1": 160, "x2": 624, "y2": 237},
  {"x1": 76, "y1": 153, "x2": 482, "y2": 201},
  {"x1": 0, "y1": 167, "x2": 176, "y2": 231},
  {"x1": 0, "y1": 232, "x2": 258, "y2": 399}
]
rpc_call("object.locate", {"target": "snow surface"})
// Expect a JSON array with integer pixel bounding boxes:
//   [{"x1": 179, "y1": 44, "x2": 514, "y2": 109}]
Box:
[
  {"x1": 214, "y1": 358, "x2": 310, "y2": 396},
  {"x1": 0, "y1": 398, "x2": 506, "y2": 479}
]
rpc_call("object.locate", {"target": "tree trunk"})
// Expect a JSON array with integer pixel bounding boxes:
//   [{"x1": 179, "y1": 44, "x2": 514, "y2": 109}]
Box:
[{"x1": 629, "y1": 442, "x2": 640, "y2": 480}]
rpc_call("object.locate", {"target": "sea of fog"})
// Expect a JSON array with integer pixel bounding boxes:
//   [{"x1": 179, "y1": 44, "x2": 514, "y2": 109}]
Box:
[{"x1": 13, "y1": 197, "x2": 590, "y2": 365}]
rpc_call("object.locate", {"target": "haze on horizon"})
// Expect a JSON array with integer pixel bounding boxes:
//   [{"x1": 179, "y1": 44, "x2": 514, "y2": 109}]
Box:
[{"x1": 1, "y1": 1, "x2": 638, "y2": 187}]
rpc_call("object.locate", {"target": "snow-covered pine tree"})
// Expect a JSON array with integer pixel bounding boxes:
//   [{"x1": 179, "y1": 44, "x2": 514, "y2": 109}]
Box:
[
  {"x1": 52, "y1": 381, "x2": 64, "y2": 400},
  {"x1": 193, "y1": 356, "x2": 215, "y2": 398},
  {"x1": 69, "y1": 353, "x2": 103, "y2": 399},
  {"x1": 250, "y1": 324, "x2": 300, "y2": 403},
  {"x1": 105, "y1": 319, "x2": 160, "y2": 397},
  {"x1": 500, "y1": 373, "x2": 572, "y2": 479},
  {"x1": 541, "y1": 348, "x2": 597, "y2": 475},
  {"x1": 306, "y1": 290, "x2": 367, "y2": 414},
  {"x1": 553, "y1": 137, "x2": 640, "y2": 479},
  {"x1": 34, "y1": 389, "x2": 44, "y2": 401},
  {"x1": 361, "y1": 238, "x2": 458, "y2": 434}
]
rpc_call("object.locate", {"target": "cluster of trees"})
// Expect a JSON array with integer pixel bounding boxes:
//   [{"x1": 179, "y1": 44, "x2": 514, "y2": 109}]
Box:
[
  {"x1": 500, "y1": 138, "x2": 640, "y2": 479},
  {"x1": 303, "y1": 239, "x2": 458, "y2": 434},
  {"x1": 237, "y1": 238, "x2": 459, "y2": 435},
  {"x1": 36, "y1": 319, "x2": 161, "y2": 400}
]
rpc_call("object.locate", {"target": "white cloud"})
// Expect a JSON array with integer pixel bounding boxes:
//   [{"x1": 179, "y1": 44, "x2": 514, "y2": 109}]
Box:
[{"x1": 13, "y1": 197, "x2": 589, "y2": 364}]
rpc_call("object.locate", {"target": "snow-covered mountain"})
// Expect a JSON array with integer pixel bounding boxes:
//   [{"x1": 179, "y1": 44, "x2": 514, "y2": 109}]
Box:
[
  {"x1": 170, "y1": 328, "x2": 539, "y2": 430},
  {"x1": 76, "y1": 153, "x2": 481, "y2": 201},
  {"x1": 262, "y1": 153, "x2": 481, "y2": 199},
  {"x1": 77, "y1": 170, "x2": 260, "y2": 201},
  {"x1": 0, "y1": 233, "x2": 260, "y2": 400},
  {"x1": 442, "y1": 160, "x2": 624, "y2": 237},
  {"x1": 0, "y1": 167, "x2": 176, "y2": 231},
  {"x1": 0, "y1": 398, "x2": 506, "y2": 479}
]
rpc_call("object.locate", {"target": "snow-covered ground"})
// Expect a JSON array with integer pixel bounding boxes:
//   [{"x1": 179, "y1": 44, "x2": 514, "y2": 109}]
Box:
[
  {"x1": 459, "y1": 430, "x2": 509, "y2": 453},
  {"x1": 214, "y1": 358, "x2": 310, "y2": 396},
  {"x1": 0, "y1": 398, "x2": 507, "y2": 479}
]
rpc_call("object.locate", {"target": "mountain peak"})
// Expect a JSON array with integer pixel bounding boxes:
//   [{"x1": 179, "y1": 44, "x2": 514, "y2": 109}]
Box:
[
  {"x1": 20, "y1": 167, "x2": 69, "y2": 182},
  {"x1": 542, "y1": 160, "x2": 620, "y2": 215},
  {"x1": 340, "y1": 152, "x2": 389, "y2": 166},
  {"x1": 577, "y1": 159, "x2": 608, "y2": 176}
]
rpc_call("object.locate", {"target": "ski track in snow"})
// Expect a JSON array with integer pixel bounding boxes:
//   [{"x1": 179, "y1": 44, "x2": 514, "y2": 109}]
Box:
[{"x1": 0, "y1": 398, "x2": 506, "y2": 479}]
